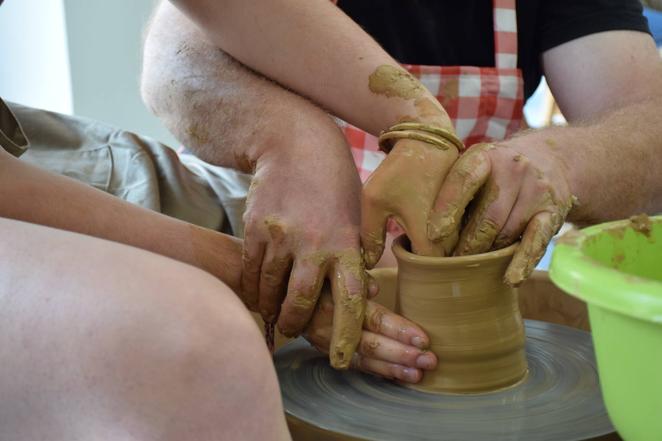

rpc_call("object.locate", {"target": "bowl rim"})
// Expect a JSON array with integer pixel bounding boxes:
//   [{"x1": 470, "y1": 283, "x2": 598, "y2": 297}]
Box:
[
  {"x1": 391, "y1": 234, "x2": 519, "y2": 268},
  {"x1": 549, "y1": 215, "x2": 662, "y2": 324}
]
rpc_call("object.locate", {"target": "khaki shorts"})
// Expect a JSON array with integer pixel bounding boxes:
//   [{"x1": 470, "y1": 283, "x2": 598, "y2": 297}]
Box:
[{"x1": 1, "y1": 98, "x2": 251, "y2": 236}]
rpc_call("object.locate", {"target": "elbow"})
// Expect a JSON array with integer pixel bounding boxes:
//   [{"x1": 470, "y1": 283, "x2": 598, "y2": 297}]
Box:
[{"x1": 140, "y1": 1, "x2": 184, "y2": 119}]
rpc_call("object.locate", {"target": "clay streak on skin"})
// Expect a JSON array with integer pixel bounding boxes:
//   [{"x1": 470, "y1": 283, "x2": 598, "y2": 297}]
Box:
[{"x1": 368, "y1": 65, "x2": 425, "y2": 100}]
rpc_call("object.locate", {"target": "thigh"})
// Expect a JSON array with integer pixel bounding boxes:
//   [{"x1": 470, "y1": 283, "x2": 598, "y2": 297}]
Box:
[{"x1": 0, "y1": 218, "x2": 289, "y2": 441}]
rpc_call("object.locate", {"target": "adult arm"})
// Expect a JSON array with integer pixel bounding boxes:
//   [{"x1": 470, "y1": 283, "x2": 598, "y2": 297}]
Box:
[
  {"x1": 142, "y1": 2, "x2": 370, "y2": 368},
  {"x1": 428, "y1": 31, "x2": 662, "y2": 284},
  {"x1": 161, "y1": 0, "x2": 464, "y2": 263},
  {"x1": 541, "y1": 30, "x2": 662, "y2": 221},
  {"x1": 142, "y1": 2, "x2": 460, "y2": 367},
  {"x1": 168, "y1": 0, "x2": 452, "y2": 136}
]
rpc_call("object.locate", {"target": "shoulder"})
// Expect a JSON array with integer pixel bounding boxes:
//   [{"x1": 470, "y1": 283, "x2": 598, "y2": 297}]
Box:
[{"x1": 534, "y1": 0, "x2": 650, "y2": 53}]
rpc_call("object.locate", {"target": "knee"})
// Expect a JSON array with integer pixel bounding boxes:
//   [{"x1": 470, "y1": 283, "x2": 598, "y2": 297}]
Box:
[
  {"x1": 156, "y1": 269, "x2": 270, "y2": 381},
  {"x1": 128, "y1": 265, "x2": 271, "y2": 382},
  {"x1": 98, "y1": 264, "x2": 281, "y2": 438}
]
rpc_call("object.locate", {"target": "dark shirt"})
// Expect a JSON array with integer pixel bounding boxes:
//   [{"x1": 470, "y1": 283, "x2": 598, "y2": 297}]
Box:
[{"x1": 338, "y1": 0, "x2": 651, "y2": 99}]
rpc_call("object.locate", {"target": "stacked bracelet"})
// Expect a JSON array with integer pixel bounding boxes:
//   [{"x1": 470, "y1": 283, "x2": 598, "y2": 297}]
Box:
[{"x1": 378, "y1": 122, "x2": 465, "y2": 154}]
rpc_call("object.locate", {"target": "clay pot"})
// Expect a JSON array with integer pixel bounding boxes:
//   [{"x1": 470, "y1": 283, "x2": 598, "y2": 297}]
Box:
[{"x1": 392, "y1": 236, "x2": 527, "y2": 394}]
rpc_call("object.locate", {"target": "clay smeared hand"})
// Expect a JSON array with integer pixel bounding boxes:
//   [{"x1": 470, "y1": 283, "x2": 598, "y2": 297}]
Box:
[
  {"x1": 427, "y1": 141, "x2": 575, "y2": 286},
  {"x1": 362, "y1": 138, "x2": 459, "y2": 266},
  {"x1": 240, "y1": 130, "x2": 368, "y2": 369},
  {"x1": 305, "y1": 290, "x2": 437, "y2": 383}
]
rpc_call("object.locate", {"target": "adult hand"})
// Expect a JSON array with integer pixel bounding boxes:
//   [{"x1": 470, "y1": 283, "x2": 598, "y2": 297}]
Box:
[
  {"x1": 427, "y1": 141, "x2": 576, "y2": 286},
  {"x1": 305, "y1": 289, "x2": 437, "y2": 383},
  {"x1": 362, "y1": 138, "x2": 460, "y2": 266},
  {"x1": 240, "y1": 126, "x2": 367, "y2": 369}
]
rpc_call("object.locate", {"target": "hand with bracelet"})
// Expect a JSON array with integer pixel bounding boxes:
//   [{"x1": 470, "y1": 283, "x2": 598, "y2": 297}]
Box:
[{"x1": 362, "y1": 121, "x2": 465, "y2": 265}]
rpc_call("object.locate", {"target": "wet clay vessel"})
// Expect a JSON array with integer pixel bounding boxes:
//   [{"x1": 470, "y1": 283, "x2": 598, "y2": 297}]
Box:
[
  {"x1": 274, "y1": 271, "x2": 615, "y2": 440},
  {"x1": 392, "y1": 236, "x2": 527, "y2": 394},
  {"x1": 275, "y1": 322, "x2": 614, "y2": 441}
]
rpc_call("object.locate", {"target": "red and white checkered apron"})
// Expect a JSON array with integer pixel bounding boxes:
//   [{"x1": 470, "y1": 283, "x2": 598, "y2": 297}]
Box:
[{"x1": 334, "y1": 0, "x2": 525, "y2": 182}]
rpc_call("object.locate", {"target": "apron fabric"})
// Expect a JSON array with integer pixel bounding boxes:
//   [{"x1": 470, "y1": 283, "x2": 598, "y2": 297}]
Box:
[{"x1": 334, "y1": 0, "x2": 525, "y2": 182}]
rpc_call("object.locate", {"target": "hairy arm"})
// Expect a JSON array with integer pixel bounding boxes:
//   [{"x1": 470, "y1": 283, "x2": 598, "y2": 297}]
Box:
[
  {"x1": 143, "y1": 1, "x2": 464, "y2": 366},
  {"x1": 539, "y1": 30, "x2": 662, "y2": 222},
  {"x1": 142, "y1": 1, "x2": 343, "y2": 172},
  {"x1": 143, "y1": 2, "x2": 382, "y2": 369},
  {"x1": 168, "y1": 0, "x2": 452, "y2": 136}
]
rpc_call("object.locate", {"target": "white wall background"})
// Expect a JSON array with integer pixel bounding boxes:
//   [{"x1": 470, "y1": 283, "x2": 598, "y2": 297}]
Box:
[
  {"x1": 0, "y1": 0, "x2": 73, "y2": 114},
  {"x1": 0, "y1": 0, "x2": 177, "y2": 146},
  {"x1": 62, "y1": 0, "x2": 176, "y2": 146}
]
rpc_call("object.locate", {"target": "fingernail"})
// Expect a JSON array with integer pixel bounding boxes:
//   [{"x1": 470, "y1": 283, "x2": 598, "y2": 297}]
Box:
[
  {"x1": 402, "y1": 367, "x2": 420, "y2": 383},
  {"x1": 411, "y1": 336, "x2": 427, "y2": 349},
  {"x1": 416, "y1": 353, "x2": 436, "y2": 370},
  {"x1": 367, "y1": 278, "x2": 379, "y2": 297}
]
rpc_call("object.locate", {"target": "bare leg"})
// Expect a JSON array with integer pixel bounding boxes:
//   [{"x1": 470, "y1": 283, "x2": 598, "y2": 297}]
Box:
[{"x1": 0, "y1": 218, "x2": 291, "y2": 441}]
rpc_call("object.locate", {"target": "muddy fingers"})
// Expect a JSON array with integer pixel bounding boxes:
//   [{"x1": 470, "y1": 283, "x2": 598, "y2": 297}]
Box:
[
  {"x1": 328, "y1": 253, "x2": 367, "y2": 369},
  {"x1": 504, "y1": 210, "x2": 564, "y2": 286}
]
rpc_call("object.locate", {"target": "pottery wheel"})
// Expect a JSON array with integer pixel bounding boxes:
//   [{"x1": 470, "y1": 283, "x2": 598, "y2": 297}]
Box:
[{"x1": 275, "y1": 320, "x2": 614, "y2": 441}]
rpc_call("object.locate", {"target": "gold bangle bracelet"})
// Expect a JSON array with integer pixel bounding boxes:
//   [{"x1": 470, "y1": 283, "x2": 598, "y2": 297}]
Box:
[
  {"x1": 378, "y1": 130, "x2": 455, "y2": 153},
  {"x1": 378, "y1": 122, "x2": 465, "y2": 153}
]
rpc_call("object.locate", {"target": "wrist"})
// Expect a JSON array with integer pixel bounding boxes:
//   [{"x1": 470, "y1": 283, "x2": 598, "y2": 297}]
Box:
[
  {"x1": 189, "y1": 225, "x2": 243, "y2": 292},
  {"x1": 253, "y1": 108, "x2": 352, "y2": 168},
  {"x1": 379, "y1": 122, "x2": 463, "y2": 154},
  {"x1": 505, "y1": 127, "x2": 592, "y2": 222}
]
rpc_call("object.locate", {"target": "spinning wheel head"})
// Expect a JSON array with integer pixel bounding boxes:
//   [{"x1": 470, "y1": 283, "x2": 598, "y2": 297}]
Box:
[{"x1": 275, "y1": 321, "x2": 615, "y2": 441}]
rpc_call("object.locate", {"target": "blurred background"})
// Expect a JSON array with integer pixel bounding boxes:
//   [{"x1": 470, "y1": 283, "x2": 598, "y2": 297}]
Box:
[{"x1": 0, "y1": 0, "x2": 177, "y2": 146}]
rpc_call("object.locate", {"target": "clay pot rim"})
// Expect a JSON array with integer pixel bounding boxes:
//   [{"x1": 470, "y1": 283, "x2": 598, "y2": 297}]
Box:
[{"x1": 392, "y1": 235, "x2": 519, "y2": 267}]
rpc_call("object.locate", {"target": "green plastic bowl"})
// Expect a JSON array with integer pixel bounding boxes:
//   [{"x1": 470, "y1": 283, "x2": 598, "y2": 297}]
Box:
[{"x1": 549, "y1": 215, "x2": 662, "y2": 441}]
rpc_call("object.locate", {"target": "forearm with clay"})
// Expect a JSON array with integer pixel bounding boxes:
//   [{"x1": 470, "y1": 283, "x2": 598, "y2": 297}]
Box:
[
  {"x1": 159, "y1": 1, "x2": 465, "y2": 261},
  {"x1": 143, "y1": 1, "x2": 464, "y2": 369},
  {"x1": 168, "y1": 0, "x2": 453, "y2": 136}
]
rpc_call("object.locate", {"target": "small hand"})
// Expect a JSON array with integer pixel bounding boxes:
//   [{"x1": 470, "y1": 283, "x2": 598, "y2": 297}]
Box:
[
  {"x1": 427, "y1": 141, "x2": 576, "y2": 285},
  {"x1": 305, "y1": 289, "x2": 437, "y2": 383},
  {"x1": 361, "y1": 138, "x2": 459, "y2": 266}
]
